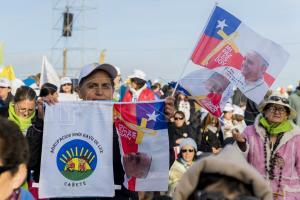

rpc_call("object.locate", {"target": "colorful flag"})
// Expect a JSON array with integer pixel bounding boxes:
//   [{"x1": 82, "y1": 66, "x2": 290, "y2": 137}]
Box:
[
  {"x1": 114, "y1": 100, "x2": 169, "y2": 191},
  {"x1": 0, "y1": 65, "x2": 16, "y2": 80},
  {"x1": 40, "y1": 55, "x2": 60, "y2": 87},
  {"x1": 191, "y1": 6, "x2": 289, "y2": 104},
  {"x1": 171, "y1": 69, "x2": 233, "y2": 117},
  {"x1": 99, "y1": 49, "x2": 106, "y2": 64},
  {"x1": 39, "y1": 102, "x2": 115, "y2": 198},
  {"x1": 0, "y1": 43, "x2": 4, "y2": 66}
]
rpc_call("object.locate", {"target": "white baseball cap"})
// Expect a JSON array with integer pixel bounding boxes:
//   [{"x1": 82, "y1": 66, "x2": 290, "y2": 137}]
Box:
[
  {"x1": 233, "y1": 105, "x2": 244, "y2": 117},
  {"x1": 128, "y1": 69, "x2": 146, "y2": 81},
  {"x1": 223, "y1": 103, "x2": 234, "y2": 112},
  {"x1": 0, "y1": 78, "x2": 11, "y2": 88},
  {"x1": 78, "y1": 63, "x2": 118, "y2": 85},
  {"x1": 60, "y1": 77, "x2": 72, "y2": 85}
]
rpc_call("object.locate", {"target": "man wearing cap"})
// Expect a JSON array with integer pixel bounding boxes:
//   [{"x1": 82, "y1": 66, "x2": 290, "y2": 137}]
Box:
[
  {"x1": 0, "y1": 77, "x2": 13, "y2": 108},
  {"x1": 27, "y1": 63, "x2": 175, "y2": 199},
  {"x1": 121, "y1": 69, "x2": 155, "y2": 102}
]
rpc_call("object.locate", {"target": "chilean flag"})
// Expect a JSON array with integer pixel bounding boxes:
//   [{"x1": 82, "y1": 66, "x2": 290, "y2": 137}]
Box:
[
  {"x1": 114, "y1": 101, "x2": 169, "y2": 191},
  {"x1": 192, "y1": 6, "x2": 244, "y2": 71},
  {"x1": 170, "y1": 69, "x2": 233, "y2": 117},
  {"x1": 191, "y1": 6, "x2": 289, "y2": 104}
]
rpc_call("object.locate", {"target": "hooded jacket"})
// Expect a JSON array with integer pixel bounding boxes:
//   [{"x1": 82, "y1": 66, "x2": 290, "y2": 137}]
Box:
[{"x1": 173, "y1": 145, "x2": 272, "y2": 200}]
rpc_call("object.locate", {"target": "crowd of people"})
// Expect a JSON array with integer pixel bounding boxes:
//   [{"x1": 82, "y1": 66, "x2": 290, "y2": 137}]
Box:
[{"x1": 1, "y1": 62, "x2": 300, "y2": 200}]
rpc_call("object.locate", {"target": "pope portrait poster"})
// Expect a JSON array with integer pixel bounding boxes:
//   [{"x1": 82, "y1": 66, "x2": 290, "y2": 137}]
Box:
[{"x1": 191, "y1": 6, "x2": 289, "y2": 104}]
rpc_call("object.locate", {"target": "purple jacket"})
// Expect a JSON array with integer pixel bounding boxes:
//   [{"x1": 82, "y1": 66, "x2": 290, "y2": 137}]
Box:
[{"x1": 241, "y1": 114, "x2": 300, "y2": 199}]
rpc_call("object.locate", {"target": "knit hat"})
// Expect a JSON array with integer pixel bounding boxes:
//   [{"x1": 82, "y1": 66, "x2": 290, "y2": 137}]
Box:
[
  {"x1": 179, "y1": 138, "x2": 197, "y2": 152},
  {"x1": 258, "y1": 90, "x2": 297, "y2": 120},
  {"x1": 173, "y1": 145, "x2": 272, "y2": 200}
]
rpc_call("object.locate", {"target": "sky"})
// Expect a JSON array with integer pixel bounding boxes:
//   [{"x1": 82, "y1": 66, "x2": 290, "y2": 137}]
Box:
[{"x1": 0, "y1": 0, "x2": 299, "y2": 90}]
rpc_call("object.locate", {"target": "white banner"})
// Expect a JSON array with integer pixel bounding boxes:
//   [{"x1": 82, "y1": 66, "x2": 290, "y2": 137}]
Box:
[{"x1": 39, "y1": 101, "x2": 115, "y2": 198}]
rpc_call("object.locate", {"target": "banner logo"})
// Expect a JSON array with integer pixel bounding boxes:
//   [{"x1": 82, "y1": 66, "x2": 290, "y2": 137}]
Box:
[{"x1": 56, "y1": 139, "x2": 97, "y2": 181}]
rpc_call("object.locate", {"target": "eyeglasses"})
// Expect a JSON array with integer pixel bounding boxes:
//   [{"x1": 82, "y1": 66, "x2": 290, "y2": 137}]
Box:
[
  {"x1": 174, "y1": 117, "x2": 184, "y2": 121},
  {"x1": 268, "y1": 106, "x2": 287, "y2": 114},
  {"x1": 194, "y1": 191, "x2": 259, "y2": 200},
  {"x1": 182, "y1": 149, "x2": 194, "y2": 153},
  {"x1": 269, "y1": 96, "x2": 289, "y2": 104},
  {"x1": 0, "y1": 165, "x2": 16, "y2": 175}
]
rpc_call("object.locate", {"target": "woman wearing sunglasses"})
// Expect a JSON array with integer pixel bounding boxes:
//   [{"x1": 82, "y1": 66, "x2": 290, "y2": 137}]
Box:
[
  {"x1": 233, "y1": 91, "x2": 300, "y2": 199},
  {"x1": 168, "y1": 138, "x2": 197, "y2": 196},
  {"x1": 0, "y1": 117, "x2": 34, "y2": 200}
]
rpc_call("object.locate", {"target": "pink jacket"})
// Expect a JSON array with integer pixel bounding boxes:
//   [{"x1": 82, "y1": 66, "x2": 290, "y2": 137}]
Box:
[{"x1": 241, "y1": 114, "x2": 300, "y2": 199}]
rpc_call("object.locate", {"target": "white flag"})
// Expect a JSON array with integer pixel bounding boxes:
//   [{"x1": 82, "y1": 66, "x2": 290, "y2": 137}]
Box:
[
  {"x1": 40, "y1": 56, "x2": 60, "y2": 87},
  {"x1": 39, "y1": 101, "x2": 115, "y2": 198}
]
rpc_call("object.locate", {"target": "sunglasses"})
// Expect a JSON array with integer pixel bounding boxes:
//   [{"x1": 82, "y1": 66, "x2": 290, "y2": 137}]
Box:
[
  {"x1": 182, "y1": 149, "x2": 194, "y2": 153},
  {"x1": 174, "y1": 117, "x2": 184, "y2": 120},
  {"x1": 0, "y1": 165, "x2": 16, "y2": 175},
  {"x1": 62, "y1": 83, "x2": 72, "y2": 86},
  {"x1": 269, "y1": 96, "x2": 289, "y2": 104}
]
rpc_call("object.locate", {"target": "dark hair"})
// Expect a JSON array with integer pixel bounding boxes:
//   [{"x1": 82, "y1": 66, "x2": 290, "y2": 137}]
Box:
[
  {"x1": 59, "y1": 82, "x2": 74, "y2": 94},
  {"x1": 233, "y1": 114, "x2": 244, "y2": 122},
  {"x1": 14, "y1": 86, "x2": 37, "y2": 103},
  {"x1": 131, "y1": 78, "x2": 146, "y2": 89},
  {"x1": 202, "y1": 113, "x2": 221, "y2": 132},
  {"x1": 174, "y1": 110, "x2": 185, "y2": 119},
  {"x1": 40, "y1": 83, "x2": 58, "y2": 97},
  {"x1": 0, "y1": 117, "x2": 29, "y2": 175}
]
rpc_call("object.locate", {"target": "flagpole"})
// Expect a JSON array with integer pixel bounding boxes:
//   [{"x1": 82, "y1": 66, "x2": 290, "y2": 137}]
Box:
[{"x1": 171, "y1": 2, "x2": 219, "y2": 97}]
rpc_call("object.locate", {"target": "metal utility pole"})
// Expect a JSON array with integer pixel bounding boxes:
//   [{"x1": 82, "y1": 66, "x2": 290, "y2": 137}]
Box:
[
  {"x1": 63, "y1": 48, "x2": 67, "y2": 76},
  {"x1": 51, "y1": 0, "x2": 97, "y2": 77}
]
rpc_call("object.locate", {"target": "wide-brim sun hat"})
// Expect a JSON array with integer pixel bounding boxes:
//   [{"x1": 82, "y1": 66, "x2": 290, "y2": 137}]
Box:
[
  {"x1": 258, "y1": 91, "x2": 297, "y2": 120},
  {"x1": 78, "y1": 63, "x2": 118, "y2": 85}
]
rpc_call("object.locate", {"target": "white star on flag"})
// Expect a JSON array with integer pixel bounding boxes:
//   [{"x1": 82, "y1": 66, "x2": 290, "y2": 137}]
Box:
[
  {"x1": 146, "y1": 111, "x2": 159, "y2": 122},
  {"x1": 216, "y1": 19, "x2": 228, "y2": 30}
]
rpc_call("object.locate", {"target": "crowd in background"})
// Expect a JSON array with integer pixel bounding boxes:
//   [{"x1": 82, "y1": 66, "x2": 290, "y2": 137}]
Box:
[{"x1": 1, "y1": 64, "x2": 300, "y2": 199}]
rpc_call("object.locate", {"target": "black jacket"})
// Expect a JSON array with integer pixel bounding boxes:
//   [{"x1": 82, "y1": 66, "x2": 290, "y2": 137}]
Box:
[
  {"x1": 26, "y1": 116, "x2": 138, "y2": 199},
  {"x1": 199, "y1": 129, "x2": 224, "y2": 153},
  {"x1": 0, "y1": 92, "x2": 13, "y2": 108}
]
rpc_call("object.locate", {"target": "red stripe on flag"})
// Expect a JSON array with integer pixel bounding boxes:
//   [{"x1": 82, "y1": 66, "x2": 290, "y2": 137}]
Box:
[
  {"x1": 191, "y1": 35, "x2": 221, "y2": 66},
  {"x1": 264, "y1": 73, "x2": 275, "y2": 86},
  {"x1": 128, "y1": 177, "x2": 136, "y2": 191}
]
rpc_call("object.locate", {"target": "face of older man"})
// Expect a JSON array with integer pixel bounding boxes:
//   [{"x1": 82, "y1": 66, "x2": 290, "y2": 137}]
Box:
[
  {"x1": 78, "y1": 70, "x2": 114, "y2": 101},
  {"x1": 241, "y1": 51, "x2": 267, "y2": 82}
]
